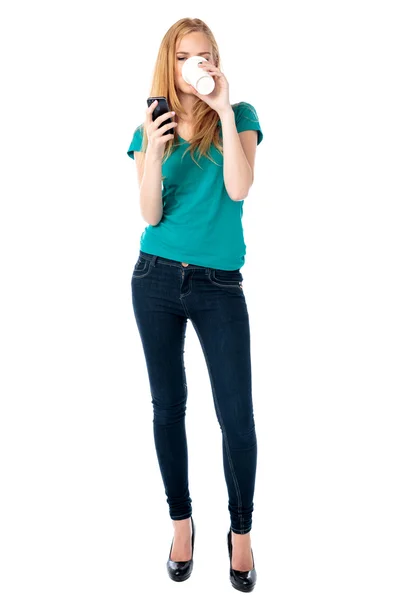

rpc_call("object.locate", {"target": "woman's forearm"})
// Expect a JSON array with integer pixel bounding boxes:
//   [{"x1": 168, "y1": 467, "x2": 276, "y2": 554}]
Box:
[
  {"x1": 139, "y1": 150, "x2": 163, "y2": 226},
  {"x1": 219, "y1": 108, "x2": 253, "y2": 201}
]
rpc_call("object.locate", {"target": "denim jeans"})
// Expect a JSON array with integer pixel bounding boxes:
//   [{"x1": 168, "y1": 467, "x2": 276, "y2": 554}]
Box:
[{"x1": 130, "y1": 250, "x2": 257, "y2": 534}]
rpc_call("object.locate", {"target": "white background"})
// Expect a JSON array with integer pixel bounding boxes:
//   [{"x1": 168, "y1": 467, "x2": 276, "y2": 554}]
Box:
[{"x1": 1, "y1": 1, "x2": 399, "y2": 598}]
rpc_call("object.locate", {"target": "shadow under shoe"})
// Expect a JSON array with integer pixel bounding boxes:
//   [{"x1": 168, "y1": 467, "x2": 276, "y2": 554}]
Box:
[
  {"x1": 166, "y1": 516, "x2": 195, "y2": 582},
  {"x1": 227, "y1": 528, "x2": 257, "y2": 593}
]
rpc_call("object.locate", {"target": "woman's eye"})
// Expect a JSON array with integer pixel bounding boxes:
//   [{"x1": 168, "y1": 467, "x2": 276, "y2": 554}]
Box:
[{"x1": 177, "y1": 56, "x2": 210, "y2": 61}]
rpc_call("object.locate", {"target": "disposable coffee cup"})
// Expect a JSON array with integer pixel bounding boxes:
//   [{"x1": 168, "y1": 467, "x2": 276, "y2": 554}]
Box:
[{"x1": 181, "y1": 56, "x2": 215, "y2": 95}]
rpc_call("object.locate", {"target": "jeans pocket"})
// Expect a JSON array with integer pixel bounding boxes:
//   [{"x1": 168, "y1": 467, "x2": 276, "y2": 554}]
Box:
[
  {"x1": 132, "y1": 256, "x2": 151, "y2": 279},
  {"x1": 209, "y1": 268, "x2": 243, "y2": 289}
]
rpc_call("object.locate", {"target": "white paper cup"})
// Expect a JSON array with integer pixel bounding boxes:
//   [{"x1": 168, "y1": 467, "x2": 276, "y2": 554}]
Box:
[{"x1": 181, "y1": 56, "x2": 215, "y2": 95}]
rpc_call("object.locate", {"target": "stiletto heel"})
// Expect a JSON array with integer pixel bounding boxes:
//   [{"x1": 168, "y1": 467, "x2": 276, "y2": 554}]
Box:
[
  {"x1": 166, "y1": 516, "x2": 195, "y2": 582},
  {"x1": 227, "y1": 528, "x2": 257, "y2": 592}
]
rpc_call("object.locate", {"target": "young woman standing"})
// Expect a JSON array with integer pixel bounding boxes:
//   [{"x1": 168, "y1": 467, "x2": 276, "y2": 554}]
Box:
[{"x1": 127, "y1": 18, "x2": 263, "y2": 592}]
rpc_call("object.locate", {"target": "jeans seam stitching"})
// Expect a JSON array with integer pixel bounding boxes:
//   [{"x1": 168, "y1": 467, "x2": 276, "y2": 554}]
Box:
[{"x1": 208, "y1": 270, "x2": 243, "y2": 290}]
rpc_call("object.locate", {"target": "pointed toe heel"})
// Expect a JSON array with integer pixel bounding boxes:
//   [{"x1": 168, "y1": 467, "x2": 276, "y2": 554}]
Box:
[
  {"x1": 166, "y1": 516, "x2": 195, "y2": 582},
  {"x1": 227, "y1": 528, "x2": 257, "y2": 593}
]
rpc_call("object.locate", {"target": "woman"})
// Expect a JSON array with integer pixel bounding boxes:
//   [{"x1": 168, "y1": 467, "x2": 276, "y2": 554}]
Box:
[{"x1": 127, "y1": 18, "x2": 263, "y2": 592}]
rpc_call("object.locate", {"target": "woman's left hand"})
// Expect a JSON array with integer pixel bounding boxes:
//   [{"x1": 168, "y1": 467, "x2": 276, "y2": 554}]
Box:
[{"x1": 189, "y1": 61, "x2": 231, "y2": 115}]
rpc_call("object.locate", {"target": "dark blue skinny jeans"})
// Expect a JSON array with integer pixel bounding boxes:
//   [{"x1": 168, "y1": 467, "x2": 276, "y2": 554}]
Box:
[{"x1": 130, "y1": 250, "x2": 257, "y2": 534}]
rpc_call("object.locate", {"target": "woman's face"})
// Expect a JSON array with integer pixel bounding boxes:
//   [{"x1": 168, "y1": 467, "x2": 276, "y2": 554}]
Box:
[{"x1": 175, "y1": 32, "x2": 214, "y2": 93}]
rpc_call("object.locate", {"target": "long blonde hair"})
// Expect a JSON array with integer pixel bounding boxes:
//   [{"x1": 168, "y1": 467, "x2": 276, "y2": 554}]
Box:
[{"x1": 138, "y1": 18, "x2": 225, "y2": 171}]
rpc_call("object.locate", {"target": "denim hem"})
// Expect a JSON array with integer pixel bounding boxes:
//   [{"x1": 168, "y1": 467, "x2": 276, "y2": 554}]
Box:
[
  {"x1": 231, "y1": 526, "x2": 252, "y2": 534},
  {"x1": 171, "y1": 512, "x2": 192, "y2": 520}
]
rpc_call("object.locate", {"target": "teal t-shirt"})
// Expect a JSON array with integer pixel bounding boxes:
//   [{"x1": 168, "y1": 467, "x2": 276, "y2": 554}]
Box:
[{"x1": 127, "y1": 101, "x2": 263, "y2": 270}]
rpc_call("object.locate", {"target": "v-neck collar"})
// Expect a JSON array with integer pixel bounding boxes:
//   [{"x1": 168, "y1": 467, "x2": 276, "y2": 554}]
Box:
[{"x1": 177, "y1": 118, "x2": 222, "y2": 145}]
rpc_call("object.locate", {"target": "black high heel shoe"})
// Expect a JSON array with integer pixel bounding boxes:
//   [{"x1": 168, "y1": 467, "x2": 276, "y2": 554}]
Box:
[
  {"x1": 166, "y1": 516, "x2": 195, "y2": 582},
  {"x1": 227, "y1": 528, "x2": 257, "y2": 593}
]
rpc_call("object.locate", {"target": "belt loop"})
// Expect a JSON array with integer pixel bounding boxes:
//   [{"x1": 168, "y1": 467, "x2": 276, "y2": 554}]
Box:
[{"x1": 150, "y1": 254, "x2": 158, "y2": 267}]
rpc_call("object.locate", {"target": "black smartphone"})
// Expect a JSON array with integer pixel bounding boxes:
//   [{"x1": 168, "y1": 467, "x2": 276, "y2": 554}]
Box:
[{"x1": 147, "y1": 96, "x2": 174, "y2": 136}]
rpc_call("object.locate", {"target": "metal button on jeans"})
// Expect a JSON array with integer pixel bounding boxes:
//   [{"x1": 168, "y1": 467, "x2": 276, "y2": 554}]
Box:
[{"x1": 181, "y1": 262, "x2": 189, "y2": 267}]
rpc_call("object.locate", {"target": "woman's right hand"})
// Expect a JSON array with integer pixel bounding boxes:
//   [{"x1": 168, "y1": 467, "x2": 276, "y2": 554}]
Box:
[{"x1": 145, "y1": 100, "x2": 177, "y2": 160}]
